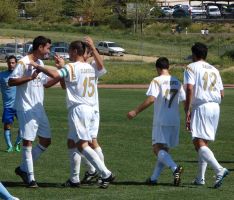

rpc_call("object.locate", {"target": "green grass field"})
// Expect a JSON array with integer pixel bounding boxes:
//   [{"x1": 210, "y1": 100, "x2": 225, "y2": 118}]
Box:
[{"x1": 0, "y1": 88, "x2": 233, "y2": 200}]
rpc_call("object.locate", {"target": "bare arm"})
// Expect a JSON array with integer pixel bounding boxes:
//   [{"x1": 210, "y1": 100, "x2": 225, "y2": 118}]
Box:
[
  {"x1": 8, "y1": 70, "x2": 39, "y2": 86},
  {"x1": 44, "y1": 77, "x2": 61, "y2": 88},
  {"x1": 127, "y1": 96, "x2": 155, "y2": 120},
  {"x1": 220, "y1": 90, "x2": 224, "y2": 99},
  {"x1": 184, "y1": 84, "x2": 194, "y2": 131}
]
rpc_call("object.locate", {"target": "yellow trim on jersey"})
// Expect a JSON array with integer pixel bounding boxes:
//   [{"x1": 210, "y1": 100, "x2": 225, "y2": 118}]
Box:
[
  {"x1": 17, "y1": 60, "x2": 26, "y2": 72},
  {"x1": 67, "y1": 63, "x2": 76, "y2": 81},
  {"x1": 184, "y1": 66, "x2": 194, "y2": 74},
  {"x1": 153, "y1": 79, "x2": 160, "y2": 87}
]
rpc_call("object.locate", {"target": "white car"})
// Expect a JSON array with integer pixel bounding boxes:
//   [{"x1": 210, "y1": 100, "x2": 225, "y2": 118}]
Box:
[
  {"x1": 96, "y1": 41, "x2": 125, "y2": 56},
  {"x1": 190, "y1": 6, "x2": 206, "y2": 18},
  {"x1": 50, "y1": 47, "x2": 69, "y2": 60},
  {"x1": 207, "y1": 5, "x2": 221, "y2": 18}
]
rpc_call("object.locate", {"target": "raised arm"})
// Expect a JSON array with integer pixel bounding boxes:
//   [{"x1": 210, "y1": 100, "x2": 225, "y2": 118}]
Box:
[
  {"x1": 8, "y1": 70, "x2": 39, "y2": 86},
  {"x1": 127, "y1": 96, "x2": 155, "y2": 120}
]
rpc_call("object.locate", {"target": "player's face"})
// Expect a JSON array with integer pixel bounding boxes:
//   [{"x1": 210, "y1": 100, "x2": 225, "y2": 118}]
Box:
[
  {"x1": 7, "y1": 58, "x2": 17, "y2": 71},
  {"x1": 39, "y1": 43, "x2": 51, "y2": 59},
  {"x1": 68, "y1": 48, "x2": 76, "y2": 62}
]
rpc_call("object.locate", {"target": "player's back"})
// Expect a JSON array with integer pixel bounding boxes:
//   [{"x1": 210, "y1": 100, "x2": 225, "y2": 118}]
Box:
[{"x1": 186, "y1": 61, "x2": 223, "y2": 106}]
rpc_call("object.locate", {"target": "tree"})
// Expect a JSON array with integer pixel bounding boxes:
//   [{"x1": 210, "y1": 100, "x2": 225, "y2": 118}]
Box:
[
  {"x1": 25, "y1": 0, "x2": 63, "y2": 22},
  {"x1": 0, "y1": 0, "x2": 18, "y2": 23}
]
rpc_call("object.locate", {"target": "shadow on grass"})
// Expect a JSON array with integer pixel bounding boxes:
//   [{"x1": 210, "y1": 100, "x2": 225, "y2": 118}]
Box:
[
  {"x1": 175, "y1": 160, "x2": 234, "y2": 164},
  {"x1": 2, "y1": 181, "x2": 63, "y2": 188}
]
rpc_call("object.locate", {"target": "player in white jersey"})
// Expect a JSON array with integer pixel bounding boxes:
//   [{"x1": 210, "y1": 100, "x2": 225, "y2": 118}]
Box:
[
  {"x1": 127, "y1": 57, "x2": 185, "y2": 186},
  {"x1": 31, "y1": 38, "x2": 114, "y2": 189},
  {"x1": 8, "y1": 36, "x2": 58, "y2": 188},
  {"x1": 184, "y1": 42, "x2": 229, "y2": 188}
]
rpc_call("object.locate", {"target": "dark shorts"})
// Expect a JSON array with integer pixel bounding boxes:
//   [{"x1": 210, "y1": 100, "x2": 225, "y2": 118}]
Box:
[{"x1": 2, "y1": 107, "x2": 17, "y2": 124}]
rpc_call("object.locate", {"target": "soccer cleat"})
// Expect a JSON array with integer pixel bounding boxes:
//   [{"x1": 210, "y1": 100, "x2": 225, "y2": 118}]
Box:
[
  {"x1": 98, "y1": 173, "x2": 115, "y2": 189},
  {"x1": 14, "y1": 144, "x2": 21, "y2": 152},
  {"x1": 61, "y1": 179, "x2": 80, "y2": 188},
  {"x1": 6, "y1": 146, "x2": 14, "y2": 152},
  {"x1": 15, "y1": 166, "x2": 28, "y2": 184},
  {"x1": 192, "y1": 178, "x2": 205, "y2": 185},
  {"x1": 27, "y1": 180, "x2": 39, "y2": 188},
  {"x1": 214, "y1": 168, "x2": 229, "y2": 189},
  {"x1": 173, "y1": 166, "x2": 183, "y2": 186},
  {"x1": 145, "y1": 177, "x2": 157, "y2": 186},
  {"x1": 81, "y1": 171, "x2": 98, "y2": 184}
]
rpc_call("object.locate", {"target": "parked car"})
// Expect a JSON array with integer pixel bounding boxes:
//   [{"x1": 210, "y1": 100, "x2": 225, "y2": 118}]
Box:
[
  {"x1": 50, "y1": 47, "x2": 69, "y2": 60},
  {"x1": 206, "y1": 5, "x2": 221, "y2": 18},
  {"x1": 172, "y1": 5, "x2": 191, "y2": 18},
  {"x1": 96, "y1": 41, "x2": 125, "y2": 56},
  {"x1": 0, "y1": 47, "x2": 23, "y2": 61},
  {"x1": 161, "y1": 7, "x2": 174, "y2": 17},
  {"x1": 190, "y1": 6, "x2": 206, "y2": 19},
  {"x1": 222, "y1": 5, "x2": 234, "y2": 18}
]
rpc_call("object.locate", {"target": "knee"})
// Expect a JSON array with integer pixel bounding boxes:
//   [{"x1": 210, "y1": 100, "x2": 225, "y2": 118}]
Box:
[
  {"x1": 67, "y1": 139, "x2": 76, "y2": 149},
  {"x1": 40, "y1": 138, "x2": 51, "y2": 148},
  {"x1": 77, "y1": 140, "x2": 88, "y2": 152}
]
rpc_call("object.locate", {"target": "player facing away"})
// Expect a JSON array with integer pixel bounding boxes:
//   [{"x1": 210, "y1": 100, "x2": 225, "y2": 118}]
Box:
[
  {"x1": 8, "y1": 36, "x2": 55, "y2": 188},
  {"x1": 31, "y1": 39, "x2": 114, "y2": 189},
  {"x1": 0, "y1": 182, "x2": 19, "y2": 200},
  {"x1": 184, "y1": 42, "x2": 229, "y2": 188},
  {"x1": 127, "y1": 57, "x2": 185, "y2": 186},
  {"x1": 0, "y1": 56, "x2": 21, "y2": 152}
]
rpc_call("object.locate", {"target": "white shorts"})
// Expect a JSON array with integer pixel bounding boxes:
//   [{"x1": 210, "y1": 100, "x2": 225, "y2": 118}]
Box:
[
  {"x1": 152, "y1": 125, "x2": 179, "y2": 148},
  {"x1": 90, "y1": 110, "x2": 100, "y2": 139},
  {"x1": 17, "y1": 109, "x2": 51, "y2": 141},
  {"x1": 67, "y1": 105, "x2": 97, "y2": 143},
  {"x1": 191, "y1": 102, "x2": 220, "y2": 141}
]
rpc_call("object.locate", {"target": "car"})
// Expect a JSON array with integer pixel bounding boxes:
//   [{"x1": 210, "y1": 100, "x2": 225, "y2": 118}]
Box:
[
  {"x1": 161, "y1": 7, "x2": 174, "y2": 17},
  {"x1": 96, "y1": 41, "x2": 125, "y2": 56},
  {"x1": 190, "y1": 6, "x2": 206, "y2": 19},
  {"x1": 0, "y1": 47, "x2": 23, "y2": 61},
  {"x1": 172, "y1": 5, "x2": 191, "y2": 18},
  {"x1": 222, "y1": 5, "x2": 234, "y2": 18},
  {"x1": 50, "y1": 47, "x2": 69, "y2": 60},
  {"x1": 206, "y1": 5, "x2": 221, "y2": 18}
]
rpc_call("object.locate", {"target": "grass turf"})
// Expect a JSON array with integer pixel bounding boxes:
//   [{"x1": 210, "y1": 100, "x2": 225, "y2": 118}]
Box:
[{"x1": 0, "y1": 88, "x2": 233, "y2": 200}]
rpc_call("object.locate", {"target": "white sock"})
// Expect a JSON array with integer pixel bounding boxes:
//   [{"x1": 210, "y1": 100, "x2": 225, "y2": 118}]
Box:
[
  {"x1": 81, "y1": 156, "x2": 96, "y2": 174},
  {"x1": 197, "y1": 154, "x2": 207, "y2": 180},
  {"x1": 158, "y1": 150, "x2": 177, "y2": 172},
  {"x1": 22, "y1": 146, "x2": 35, "y2": 182},
  {"x1": 94, "y1": 147, "x2": 104, "y2": 162},
  {"x1": 82, "y1": 146, "x2": 111, "y2": 178},
  {"x1": 198, "y1": 146, "x2": 223, "y2": 174},
  {"x1": 151, "y1": 159, "x2": 165, "y2": 181},
  {"x1": 32, "y1": 144, "x2": 46, "y2": 162},
  {"x1": 69, "y1": 148, "x2": 81, "y2": 183}
]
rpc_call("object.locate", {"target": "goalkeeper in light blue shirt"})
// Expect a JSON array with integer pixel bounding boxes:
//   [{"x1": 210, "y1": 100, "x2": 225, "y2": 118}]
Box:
[{"x1": 0, "y1": 55, "x2": 21, "y2": 152}]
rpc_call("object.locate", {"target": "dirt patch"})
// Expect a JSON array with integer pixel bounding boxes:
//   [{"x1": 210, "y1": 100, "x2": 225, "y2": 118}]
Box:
[{"x1": 102, "y1": 54, "x2": 156, "y2": 63}]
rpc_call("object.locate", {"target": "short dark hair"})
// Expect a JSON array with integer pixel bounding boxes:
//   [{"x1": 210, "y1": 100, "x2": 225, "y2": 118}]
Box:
[
  {"x1": 32, "y1": 36, "x2": 51, "y2": 51},
  {"x1": 191, "y1": 42, "x2": 208, "y2": 60},
  {"x1": 155, "y1": 57, "x2": 169, "y2": 69},
  {"x1": 7, "y1": 55, "x2": 17, "y2": 63},
  {"x1": 69, "y1": 40, "x2": 86, "y2": 56}
]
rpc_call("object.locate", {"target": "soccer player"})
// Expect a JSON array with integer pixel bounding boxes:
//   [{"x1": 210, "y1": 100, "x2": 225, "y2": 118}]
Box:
[
  {"x1": 0, "y1": 182, "x2": 19, "y2": 200},
  {"x1": 8, "y1": 36, "x2": 55, "y2": 188},
  {"x1": 31, "y1": 38, "x2": 114, "y2": 189},
  {"x1": 0, "y1": 56, "x2": 21, "y2": 152},
  {"x1": 127, "y1": 57, "x2": 185, "y2": 186},
  {"x1": 184, "y1": 42, "x2": 229, "y2": 188}
]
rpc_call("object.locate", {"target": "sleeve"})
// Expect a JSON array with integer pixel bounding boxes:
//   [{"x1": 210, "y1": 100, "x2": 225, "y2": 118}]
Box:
[
  {"x1": 146, "y1": 79, "x2": 159, "y2": 98},
  {"x1": 184, "y1": 65, "x2": 195, "y2": 85},
  {"x1": 57, "y1": 64, "x2": 75, "y2": 82},
  {"x1": 91, "y1": 61, "x2": 107, "y2": 78},
  {"x1": 9, "y1": 61, "x2": 25, "y2": 79},
  {"x1": 179, "y1": 85, "x2": 186, "y2": 102}
]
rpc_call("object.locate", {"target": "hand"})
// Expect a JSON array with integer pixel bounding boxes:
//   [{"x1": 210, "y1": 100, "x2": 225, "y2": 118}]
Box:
[
  {"x1": 31, "y1": 69, "x2": 40, "y2": 80},
  {"x1": 186, "y1": 111, "x2": 191, "y2": 132},
  {"x1": 30, "y1": 60, "x2": 40, "y2": 69},
  {"x1": 54, "y1": 54, "x2": 65, "y2": 69},
  {"x1": 84, "y1": 36, "x2": 95, "y2": 50},
  {"x1": 127, "y1": 110, "x2": 137, "y2": 120}
]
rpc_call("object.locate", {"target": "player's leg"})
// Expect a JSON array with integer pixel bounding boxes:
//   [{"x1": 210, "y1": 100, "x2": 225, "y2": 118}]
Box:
[
  {"x1": 14, "y1": 129, "x2": 22, "y2": 152},
  {"x1": 3, "y1": 124, "x2": 13, "y2": 152},
  {"x1": 0, "y1": 182, "x2": 19, "y2": 200},
  {"x1": 62, "y1": 139, "x2": 81, "y2": 187}
]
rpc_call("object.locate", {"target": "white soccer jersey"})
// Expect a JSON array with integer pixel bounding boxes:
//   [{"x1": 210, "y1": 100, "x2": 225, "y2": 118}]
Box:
[
  {"x1": 184, "y1": 60, "x2": 223, "y2": 107},
  {"x1": 58, "y1": 61, "x2": 106, "y2": 109},
  {"x1": 9, "y1": 55, "x2": 48, "y2": 111},
  {"x1": 147, "y1": 75, "x2": 185, "y2": 126}
]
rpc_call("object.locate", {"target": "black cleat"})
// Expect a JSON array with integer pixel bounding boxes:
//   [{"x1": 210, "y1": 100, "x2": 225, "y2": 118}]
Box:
[
  {"x1": 28, "y1": 180, "x2": 39, "y2": 188},
  {"x1": 98, "y1": 173, "x2": 115, "y2": 189},
  {"x1": 81, "y1": 171, "x2": 98, "y2": 184},
  {"x1": 145, "y1": 177, "x2": 157, "y2": 186},
  {"x1": 62, "y1": 179, "x2": 80, "y2": 188},
  {"x1": 15, "y1": 166, "x2": 28, "y2": 184},
  {"x1": 173, "y1": 166, "x2": 183, "y2": 186}
]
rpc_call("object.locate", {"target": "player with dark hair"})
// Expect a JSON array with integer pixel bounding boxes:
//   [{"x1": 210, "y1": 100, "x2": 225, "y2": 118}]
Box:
[
  {"x1": 184, "y1": 42, "x2": 229, "y2": 188},
  {"x1": 0, "y1": 55, "x2": 21, "y2": 152},
  {"x1": 128, "y1": 57, "x2": 185, "y2": 186}
]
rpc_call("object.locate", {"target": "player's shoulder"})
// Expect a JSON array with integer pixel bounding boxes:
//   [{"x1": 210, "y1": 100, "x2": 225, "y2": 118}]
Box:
[{"x1": 17, "y1": 55, "x2": 29, "y2": 66}]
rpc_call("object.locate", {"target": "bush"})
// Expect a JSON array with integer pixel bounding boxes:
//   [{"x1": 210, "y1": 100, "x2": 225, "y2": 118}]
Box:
[
  {"x1": 221, "y1": 49, "x2": 234, "y2": 60},
  {"x1": 107, "y1": 15, "x2": 125, "y2": 30}
]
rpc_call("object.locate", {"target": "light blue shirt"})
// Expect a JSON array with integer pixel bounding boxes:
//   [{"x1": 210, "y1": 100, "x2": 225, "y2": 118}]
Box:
[{"x1": 0, "y1": 70, "x2": 16, "y2": 108}]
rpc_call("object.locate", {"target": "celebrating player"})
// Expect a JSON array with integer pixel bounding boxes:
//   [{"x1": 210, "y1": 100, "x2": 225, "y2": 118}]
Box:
[
  {"x1": 0, "y1": 56, "x2": 21, "y2": 152},
  {"x1": 127, "y1": 57, "x2": 185, "y2": 186},
  {"x1": 184, "y1": 42, "x2": 229, "y2": 188}
]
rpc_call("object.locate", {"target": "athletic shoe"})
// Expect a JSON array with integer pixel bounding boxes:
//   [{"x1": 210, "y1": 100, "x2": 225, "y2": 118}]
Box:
[
  {"x1": 98, "y1": 173, "x2": 115, "y2": 189},
  {"x1": 192, "y1": 178, "x2": 205, "y2": 185},
  {"x1": 27, "y1": 180, "x2": 38, "y2": 188},
  {"x1": 214, "y1": 168, "x2": 229, "y2": 188},
  {"x1": 145, "y1": 177, "x2": 157, "y2": 186},
  {"x1": 15, "y1": 166, "x2": 28, "y2": 184},
  {"x1": 61, "y1": 179, "x2": 80, "y2": 188},
  {"x1": 6, "y1": 146, "x2": 14, "y2": 152},
  {"x1": 14, "y1": 144, "x2": 21, "y2": 152},
  {"x1": 173, "y1": 166, "x2": 183, "y2": 186},
  {"x1": 81, "y1": 171, "x2": 98, "y2": 184}
]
